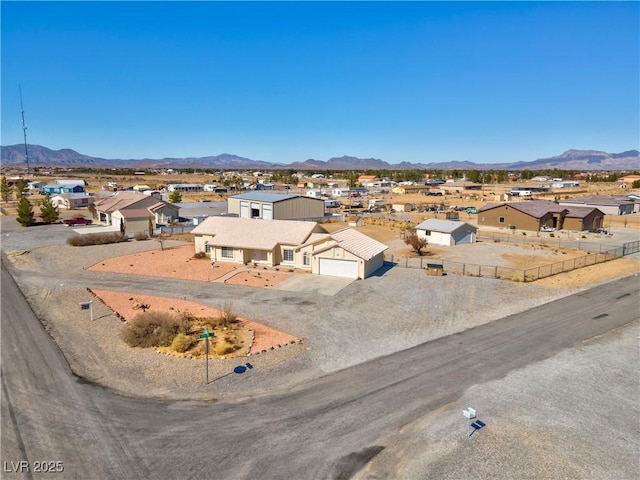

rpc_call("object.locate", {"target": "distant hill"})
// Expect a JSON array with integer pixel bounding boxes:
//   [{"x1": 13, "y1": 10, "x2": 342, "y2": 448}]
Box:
[{"x1": 1, "y1": 145, "x2": 638, "y2": 171}]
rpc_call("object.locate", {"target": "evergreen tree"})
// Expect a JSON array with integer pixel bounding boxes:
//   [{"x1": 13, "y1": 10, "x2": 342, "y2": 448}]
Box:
[
  {"x1": 14, "y1": 178, "x2": 29, "y2": 198},
  {"x1": 0, "y1": 176, "x2": 10, "y2": 203},
  {"x1": 16, "y1": 196, "x2": 35, "y2": 227},
  {"x1": 39, "y1": 194, "x2": 59, "y2": 224},
  {"x1": 169, "y1": 190, "x2": 182, "y2": 203}
]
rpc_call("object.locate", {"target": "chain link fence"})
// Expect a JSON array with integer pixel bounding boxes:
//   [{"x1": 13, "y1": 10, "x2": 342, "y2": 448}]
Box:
[{"x1": 384, "y1": 240, "x2": 639, "y2": 283}]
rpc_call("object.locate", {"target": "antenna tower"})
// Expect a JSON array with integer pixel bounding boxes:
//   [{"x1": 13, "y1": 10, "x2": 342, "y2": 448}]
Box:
[{"x1": 19, "y1": 84, "x2": 30, "y2": 176}]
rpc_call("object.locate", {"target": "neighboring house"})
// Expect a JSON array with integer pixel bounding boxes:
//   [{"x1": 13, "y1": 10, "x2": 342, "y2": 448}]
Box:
[
  {"x1": 415, "y1": 219, "x2": 477, "y2": 246},
  {"x1": 192, "y1": 217, "x2": 387, "y2": 279},
  {"x1": 51, "y1": 193, "x2": 94, "y2": 209},
  {"x1": 27, "y1": 181, "x2": 46, "y2": 192},
  {"x1": 305, "y1": 189, "x2": 326, "y2": 199},
  {"x1": 132, "y1": 184, "x2": 152, "y2": 192},
  {"x1": 438, "y1": 182, "x2": 483, "y2": 194},
  {"x1": 477, "y1": 200, "x2": 604, "y2": 232},
  {"x1": 167, "y1": 183, "x2": 203, "y2": 192},
  {"x1": 391, "y1": 185, "x2": 428, "y2": 195},
  {"x1": 562, "y1": 206, "x2": 607, "y2": 231},
  {"x1": 93, "y1": 192, "x2": 179, "y2": 234},
  {"x1": 552, "y1": 181, "x2": 580, "y2": 188},
  {"x1": 357, "y1": 175, "x2": 378, "y2": 185},
  {"x1": 558, "y1": 195, "x2": 636, "y2": 215},
  {"x1": 625, "y1": 193, "x2": 640, "y2": 213},
  {"x1": 391, "y1": 203, "x2": 414, "y2": 213},
  {"x1": 227, "y1": 192, "x2": 325, "y2": 220},
  {"x1": 41, "y1": 179, "x2": 85, "y2": 194},
  {"x1": 332, "y1": 188, "x2": 351, "y2": 198}
]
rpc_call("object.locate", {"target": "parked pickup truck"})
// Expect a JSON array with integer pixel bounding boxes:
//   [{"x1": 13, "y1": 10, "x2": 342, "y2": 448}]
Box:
[{"x1": 63, "y1": 217, "x2": 92, "y2": 226}]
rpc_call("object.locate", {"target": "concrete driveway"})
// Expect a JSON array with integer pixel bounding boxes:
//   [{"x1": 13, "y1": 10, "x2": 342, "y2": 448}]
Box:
[{"x1": 271, "y1": 273, "x2": 355, "y2": 295}]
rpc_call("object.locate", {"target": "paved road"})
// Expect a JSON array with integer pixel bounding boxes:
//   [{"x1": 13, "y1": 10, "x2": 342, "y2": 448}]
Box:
[{"x1": 2, "y1": 257, "x2": 638, "y2": 479}]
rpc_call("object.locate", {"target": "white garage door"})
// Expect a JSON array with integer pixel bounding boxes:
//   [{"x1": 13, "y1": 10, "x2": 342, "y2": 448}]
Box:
[
  {"x1": 319, "y1": 258, "x2": 358, "y2": 278},
  {"x1": 240, "y1": 202, "x2": 249, "y2": 218}
]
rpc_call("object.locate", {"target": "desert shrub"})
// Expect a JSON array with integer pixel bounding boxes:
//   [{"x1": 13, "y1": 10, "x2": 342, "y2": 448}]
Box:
[
  {"x1": 171, "y1": 333, "x2": 195, "y2": 353},
  {"x1": 120, "y1": 311, "x2": 189, "y2": 348},
  {"x1": 193, "y1": 251, "x2": 208, "y2": 259},
  {"x1": 214, "y1": 338, "x2": 237, "y2": 355},
  {"x1": 216, "y1": 301, "x2": 239, "y2": 329},
  {"x1": 549, "y1": 233, "x2": 555, "y2": 238},
  {"x1": 67, "y1": 232, "x2": 128, "y2": 246},
  {"x1": 404, "y1": 229, "x2": 428, "y2": 256},
  {"x1": 134, "y1": 231, "x2": 149, "y2": 241}
]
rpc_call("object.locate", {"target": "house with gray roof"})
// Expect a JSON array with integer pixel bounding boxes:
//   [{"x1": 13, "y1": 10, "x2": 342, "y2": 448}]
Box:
[
  {"x1": 558, "y1": 195, "x2": 636, "y2": 215},
  {"x1": 227, "y1": 192, "x2": 325, "y2": 220},
  {"x1": 191, "y1": 216, "x2": 387, "y2": 279},
  {"x1": 415, "y1": 219, "x2": 477, "y2": 246}
]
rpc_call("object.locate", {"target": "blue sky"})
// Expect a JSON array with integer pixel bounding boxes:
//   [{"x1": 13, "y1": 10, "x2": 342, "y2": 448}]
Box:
[{"x1": 2, "y1": 1, "x2": 638, "y2": 165}]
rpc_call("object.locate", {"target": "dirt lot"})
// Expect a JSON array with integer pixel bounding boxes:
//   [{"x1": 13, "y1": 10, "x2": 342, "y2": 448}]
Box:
[{"x1": 87, "y1": 244, "x2": 296, "y2": 287}]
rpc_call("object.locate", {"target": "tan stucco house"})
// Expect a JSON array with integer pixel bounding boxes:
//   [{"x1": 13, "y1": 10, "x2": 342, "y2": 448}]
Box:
[
  {"x1": 93, "y1": 192, "x2": 180, "y2": 234},
  {"x1": 191, "y1": 216, "x2": 388, "y2": 279},
  {"x1": 478, "y1": 200, "x2": 604, "y2": 232}
]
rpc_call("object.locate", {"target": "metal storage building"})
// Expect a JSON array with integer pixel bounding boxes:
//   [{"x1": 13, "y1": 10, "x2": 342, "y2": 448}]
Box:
[{"x1": 227, "y1": 192, "x2": 325, "y2": 220}]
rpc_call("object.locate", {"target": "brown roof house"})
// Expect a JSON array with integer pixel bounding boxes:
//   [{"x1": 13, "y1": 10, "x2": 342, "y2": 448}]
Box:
[
  {"x1": 478, "y1": 200, "x2": 604, "y2": 232},
  {"x1": 93, "y1": 192, "x2": 179, "y2": 234},
  {"x1": 192, "y1": 216, "x2": 387, "y2": 279}
]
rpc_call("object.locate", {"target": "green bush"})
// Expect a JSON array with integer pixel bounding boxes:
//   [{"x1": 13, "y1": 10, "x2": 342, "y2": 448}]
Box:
[
  {"x1": 120, "y1": 311, "x2": 189, "y2": 348},
  {"x1": 67, "y1": 232, "x2": 128, "y2": 246},
  {"x1": 193, "y1": 251, "x2": 208, "y2": 259},
  {"x1": 171, "y1": 333, "x2": 195, "y2": 353}
]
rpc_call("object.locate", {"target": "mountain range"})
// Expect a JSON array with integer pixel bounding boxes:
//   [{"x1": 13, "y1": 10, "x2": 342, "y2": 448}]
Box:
[{"x1": 1, "y1": 144, "x2": 638, "y2": 171}]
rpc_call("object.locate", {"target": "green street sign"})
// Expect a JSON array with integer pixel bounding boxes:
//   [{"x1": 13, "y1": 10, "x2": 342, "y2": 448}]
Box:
[{"x1": 199, "y1": 327, "x2": 215, "y2": 339}]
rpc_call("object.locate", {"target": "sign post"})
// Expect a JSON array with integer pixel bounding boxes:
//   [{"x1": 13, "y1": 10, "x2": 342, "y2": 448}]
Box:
[
  {"x1": 79, "y1": 301, "x2": 94, "y2": 321},
  {"x1": 462, "y1": 408, "x2": 476, "y2": 437},
  {"x1": 198, "y1": 328, "x2": 215, "y2": 384}
]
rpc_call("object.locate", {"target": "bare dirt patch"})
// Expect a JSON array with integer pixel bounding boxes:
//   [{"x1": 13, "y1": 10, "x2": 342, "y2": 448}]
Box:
[
  {"x1": 87, "y1": 244, "x2": 238, "y2": 281},
  {"x1": 533, "y1": 257, "x2": 640, "y2": 288},
  {"x1": 224, "y1": 270, "x2": 291, "y2": 287}
]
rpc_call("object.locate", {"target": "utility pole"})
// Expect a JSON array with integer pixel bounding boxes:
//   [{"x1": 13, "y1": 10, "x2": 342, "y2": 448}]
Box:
[{"x1": 19, "y1": 84, "x2": 30, "y2": 176}]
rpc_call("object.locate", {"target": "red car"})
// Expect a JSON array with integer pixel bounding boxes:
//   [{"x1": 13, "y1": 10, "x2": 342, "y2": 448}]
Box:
[{"x1": 63, "y1": 217, "x2": 92, "y2": 226}]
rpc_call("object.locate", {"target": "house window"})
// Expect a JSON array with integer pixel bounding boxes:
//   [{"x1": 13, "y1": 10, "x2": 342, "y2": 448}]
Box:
[
  {"x1": 283, "y1": 249, "x2": 294, "y2": 262},
  {"x1": 204, "y1": 242, "x2": 211, "y2": 253},
  {"x1": 498, "y1": 216, "x2": 505, "y2": 224},
  {"x1": 423, "y1": 230, "x2": 431, "y2": 236},
  {"x1": 221, "y1": 247, "x2": 233, "y2": 259},
  {"x1": 303, "y1": 252, "x2": 310, "y2": 266}
]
